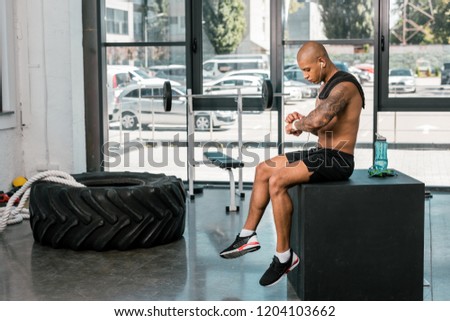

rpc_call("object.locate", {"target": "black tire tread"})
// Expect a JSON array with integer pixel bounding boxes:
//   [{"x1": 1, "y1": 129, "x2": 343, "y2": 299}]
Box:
[{"x1": 29, "y1": 172, "x2": 186, "y2": 251}]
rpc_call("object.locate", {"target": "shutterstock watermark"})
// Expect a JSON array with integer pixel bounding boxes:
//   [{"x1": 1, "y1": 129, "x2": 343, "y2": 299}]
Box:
[{"x1": 101, "y1": 132, "x2": 350, "y2": 169}]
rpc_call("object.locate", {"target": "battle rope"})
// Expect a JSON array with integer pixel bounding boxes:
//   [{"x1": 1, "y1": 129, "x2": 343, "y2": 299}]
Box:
[{"x1": 0, "y1": 170, "x2": 85, "y2": 233}]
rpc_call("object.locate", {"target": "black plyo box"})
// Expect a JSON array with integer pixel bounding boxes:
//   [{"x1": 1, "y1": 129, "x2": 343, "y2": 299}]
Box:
[{"x1": 288, "y1": 169, "x2": 425, "y2": 300}]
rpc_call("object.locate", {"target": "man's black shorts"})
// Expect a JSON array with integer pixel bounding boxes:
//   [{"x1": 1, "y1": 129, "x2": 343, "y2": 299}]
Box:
[{"x1": 285, "y1": 148, "x2": 354, "y2": 183}]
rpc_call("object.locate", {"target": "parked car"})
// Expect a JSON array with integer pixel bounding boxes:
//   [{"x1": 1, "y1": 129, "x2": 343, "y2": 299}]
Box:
[
  {"x1": 203, "y1": 75, "x2": 264, "y2": 95},
  {"x1": 354, "y1": 63, "x2": 374, "y2": 74},
  {"x1": 110, "y1": 81, "x2": 236, "y2": 131},
  {"x1": 284, "y1": 63, "x2": 298, "y2": 70},
  {"x1": 148, "y1": 65, "x2": 186, "y2": 85},
  {"x1": 220, "y1": 69, "x2": 316, "y2": 100},
  {"x1": 203, "y1": 75, "x2": 269, "y2": 113},
  {"x1": 349, "y1": 66, "x2": 372, "y2": 84},
  {"x1": 107, "y1": 65, "x2": 155, "y2": 88},
  {"x1": 441, "y1": 63, "x2": 450, "y2": 85},
  {"x1": 285, "y1": 62, "x2": 367, "y2": 86},
  {"x1": 212, "y1": 53, "x2": 269, "y2": 64},
  {"x1": 108, "y1": 64, "x2": 181, "y2": 90},
  {"x1": 203, "y1": 55, "x2": 268, "y2": 80},
  {"x1": 107, "y1": 65, "x2": 180, "y2": 120},
  {"x1": 284, "y1": 66, "x2": 310, "y2": 85},
  {"x1": 283, "y1": 67, "x2": 320, "y2": 97},
  {"x1": 352, "y1": 63, "x2": 375, "y2": 83},
  {"x1": 221, "y1": 68, "x2": 271, "y2": 81},
  {"x1": 333, "y1": 61, "x2": 350, "y2": 72},
  {"x1": 333, "y1": 61, "x2": 367, "y2": 84},
  {"x1": 388, "y1": 68, "x2": 416, "y2": 93},
  {"x1": 416, "y1": 59, "x2": 432, "y2": 76}
]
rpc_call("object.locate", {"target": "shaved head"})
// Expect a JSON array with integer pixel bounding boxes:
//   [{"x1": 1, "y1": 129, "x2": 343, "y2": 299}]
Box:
[
  {"x1": 295, "y1": 41, "x2": 336, "y2": 84},
  {"x1": 297, "y1": 41, "x2": 330, "y2": 63}
]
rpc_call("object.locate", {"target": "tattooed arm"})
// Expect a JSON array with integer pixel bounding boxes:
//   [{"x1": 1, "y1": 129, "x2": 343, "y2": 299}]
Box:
[{"x1": 292, "y1": 84, "x2": 349, "y2": 135}]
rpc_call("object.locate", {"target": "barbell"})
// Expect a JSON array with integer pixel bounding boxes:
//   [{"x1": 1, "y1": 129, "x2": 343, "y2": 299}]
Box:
[{"x1": 157, "y1": 79, "x2": 283, "y2": 112}]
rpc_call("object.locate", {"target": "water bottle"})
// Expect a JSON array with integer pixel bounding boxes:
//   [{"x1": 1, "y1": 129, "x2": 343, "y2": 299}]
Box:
[{"x1": 374, "y1": 133, "x2": 388, "y2": 170}]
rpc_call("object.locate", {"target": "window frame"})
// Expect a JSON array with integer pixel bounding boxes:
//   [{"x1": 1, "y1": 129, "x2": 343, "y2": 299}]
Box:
[
  {"x1": 88, "y1": 0, "x2": 450, "y2": 172},
  {"x1": 377, "y1": 0, "x2": 450, "y2": 112}
]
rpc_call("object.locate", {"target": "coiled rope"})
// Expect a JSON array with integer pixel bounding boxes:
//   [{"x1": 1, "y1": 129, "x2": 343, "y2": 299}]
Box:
[{"x1": 0, "y1": 170, "x2": 85, "y2": 233}]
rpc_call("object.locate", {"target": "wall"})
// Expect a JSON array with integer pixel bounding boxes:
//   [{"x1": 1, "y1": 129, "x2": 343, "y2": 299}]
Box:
[
  {"x1": 0, "y1": 0, "x2": 86, "y2": 191},
  {"x1": 0, "y1": 0, "x2": 23, "y2": 190}
]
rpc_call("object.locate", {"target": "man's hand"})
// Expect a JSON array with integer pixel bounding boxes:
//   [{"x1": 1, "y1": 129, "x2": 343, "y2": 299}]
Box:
[
  {"x1": 285, "y1": 112, "x2": 304, "y2": 136},
  {"x1": 285, "y1": 111, "x2": 303, "y2": 124}
]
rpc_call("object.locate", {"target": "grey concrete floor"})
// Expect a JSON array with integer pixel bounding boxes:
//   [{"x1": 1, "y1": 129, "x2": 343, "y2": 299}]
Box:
[{"x1": 0, "y1": 188, "x2": 448, "y2": 301}]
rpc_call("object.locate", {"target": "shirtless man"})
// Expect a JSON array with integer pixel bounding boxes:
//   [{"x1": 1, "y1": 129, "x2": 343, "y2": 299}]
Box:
[{"x1": 219, "y1": 41, "x2": 365, "y2": 287}]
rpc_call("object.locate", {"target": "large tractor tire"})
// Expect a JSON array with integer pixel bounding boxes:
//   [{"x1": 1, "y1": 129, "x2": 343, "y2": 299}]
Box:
[{"x1": 29, "y1": 172, "x2": 186, "y2": 251}]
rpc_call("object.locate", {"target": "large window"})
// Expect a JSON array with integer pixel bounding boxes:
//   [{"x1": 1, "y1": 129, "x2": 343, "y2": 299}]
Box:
[
  {"x1": 96, "y1": 0, "x2": 450, "y2": 187},
  {"x1": 104, "y1": 0, "x2": 187, "y2": 179},
  {"x1": 377, "y1": 0, "x2": 450, "y2": 186},
  {"x1": 104, "y1": 0, "x2": 277, "y2": 183},
  {"x1": 379, "y1": 0, "x2": 450, "y2": 110},
  {"x1": 192, "y1": 0, "x2": 276, "y2": 182},
  {"x1": 377, "y1": 111, "x2": 450, "y2": 186}
]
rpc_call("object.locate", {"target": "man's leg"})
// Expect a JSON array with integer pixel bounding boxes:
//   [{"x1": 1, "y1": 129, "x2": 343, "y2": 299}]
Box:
[
  {"x1": 242, "y1": 155, "x2": 292, "y2": 231},
  {"x1": 259, "y1": 160, "x2": 312, "y2": 286},
  {"x1": 220, "y1": 155, "x2": 292, "y2": 259},
  {"x1": 269, "y1": 161, "x2": 312, "y2": 252}
]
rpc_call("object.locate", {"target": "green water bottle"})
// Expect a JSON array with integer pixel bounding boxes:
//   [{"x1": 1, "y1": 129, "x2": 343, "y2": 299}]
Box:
[{"x1": 374, "y1": 133, "x2": 388, "y2": 170}]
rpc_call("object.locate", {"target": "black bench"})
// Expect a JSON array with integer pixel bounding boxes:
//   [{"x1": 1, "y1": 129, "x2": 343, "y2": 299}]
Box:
[
  {"x1": 287, "y1": 169, "x2": 425, "y2": 300},
  {"x1": 203, "y1": 151, "x2": 244, "y2": 169},
  {"x1": 204, "y1": 151, "x2": 244, "y2": 212}
]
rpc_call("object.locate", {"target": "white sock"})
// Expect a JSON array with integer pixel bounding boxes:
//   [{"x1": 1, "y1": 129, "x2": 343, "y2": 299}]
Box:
[
  {"x1": 239, "y1": 229, "x2": 255, "y2": 237},
  {"x1": 276, "y1": 249, "x2": 291, "y2": 263}
]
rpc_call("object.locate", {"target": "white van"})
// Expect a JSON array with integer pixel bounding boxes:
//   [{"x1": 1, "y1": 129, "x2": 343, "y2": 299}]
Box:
[{"x1": 203, "y1": 55, "x2": 269, "y2": 80}]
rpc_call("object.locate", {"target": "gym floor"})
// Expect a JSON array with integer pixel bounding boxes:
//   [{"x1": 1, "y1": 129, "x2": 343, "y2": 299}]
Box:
[{"x1": 0, "y1": 187, "x2": 448, "y2": 301}]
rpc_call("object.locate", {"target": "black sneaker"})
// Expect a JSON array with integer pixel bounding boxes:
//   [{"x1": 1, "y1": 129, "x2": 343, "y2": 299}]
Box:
[
  {"x1": 219, "y1": 232, "x2": 260, "y2": 259},
  {"x1": 259, "y1": 250, "x2": 299, "y2": 287}
]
